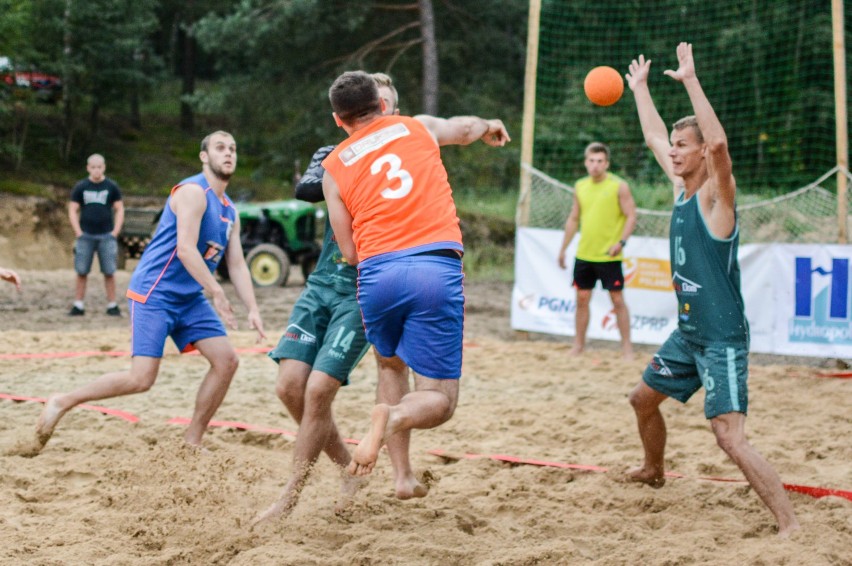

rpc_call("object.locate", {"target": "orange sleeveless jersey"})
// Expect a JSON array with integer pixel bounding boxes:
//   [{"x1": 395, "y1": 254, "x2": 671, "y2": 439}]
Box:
[{"x1": 322, "y1": 115, "x2": 462, "y2": 261}]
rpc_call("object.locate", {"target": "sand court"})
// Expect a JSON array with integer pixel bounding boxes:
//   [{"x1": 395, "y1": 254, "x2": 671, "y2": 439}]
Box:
[{"x1": 0, "y1": 269, "x2": 850, "y2": 564}]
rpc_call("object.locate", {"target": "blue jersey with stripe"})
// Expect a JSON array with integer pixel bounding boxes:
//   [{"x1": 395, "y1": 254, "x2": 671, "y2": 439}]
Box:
[{"x1": 127, "y1": 173, "x2": 235, "y2": 306}]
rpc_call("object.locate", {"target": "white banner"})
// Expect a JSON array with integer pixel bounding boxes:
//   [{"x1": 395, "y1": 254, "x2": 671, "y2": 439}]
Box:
[{"x1": 511, "y1": 228, "x2": 852, "y2": 358}]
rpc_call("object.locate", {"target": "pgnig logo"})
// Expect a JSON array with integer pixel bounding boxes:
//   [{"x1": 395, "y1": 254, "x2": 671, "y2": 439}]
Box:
[{"x1": 790, "y1": 256, "x2": 852, "y2": 344}]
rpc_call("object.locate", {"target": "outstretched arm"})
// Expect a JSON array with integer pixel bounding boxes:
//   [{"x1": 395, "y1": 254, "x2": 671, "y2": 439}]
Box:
[
  {"x1": 664, "y1": 42, "x2": 735, "y2": 208},
  {"x1": 626, "y1": 55, "x2": 680, "y2": 195},
  {"x1": 295, "y1": 145, "x2": 336, "y2": 203},
  {"x1": 414, "y1": 115, "x2": 510, "y2": 147},
  {"x1": 322, "y1": 172, "x2": 357, "y2": 265}
]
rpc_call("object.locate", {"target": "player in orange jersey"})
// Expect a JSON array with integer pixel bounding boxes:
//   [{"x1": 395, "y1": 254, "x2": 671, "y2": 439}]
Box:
[{"x1": 322, "y1": 70, "x2": 510, "y2": 486}]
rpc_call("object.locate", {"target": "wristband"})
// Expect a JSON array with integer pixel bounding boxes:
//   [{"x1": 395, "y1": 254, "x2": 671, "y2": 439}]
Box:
[{"x1": 619, "y1": 239, "x2": 627, "y2": 247}]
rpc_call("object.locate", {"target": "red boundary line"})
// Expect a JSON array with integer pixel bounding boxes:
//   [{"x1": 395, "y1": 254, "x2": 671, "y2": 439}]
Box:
[
  {"x1": 3, "y1": 395, "x2": 850, "y2": 502},
  {"x1": 813, "y1": 371, "x2": 852, "y2": 378},
  {"x1": 0, "y1": 343, "x2": 481, "y2": 361},
  {"x1": 173, "y1": 418, "x2": 852, "y2": 503},
  {"x1": 0, "y1": 393, "x2": 139, "y2": 423}
]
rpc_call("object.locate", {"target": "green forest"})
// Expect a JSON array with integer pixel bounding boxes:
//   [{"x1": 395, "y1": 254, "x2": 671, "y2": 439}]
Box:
[
  {"x1": 1, "y1": 0, "x2": 849, "y2": 202},
  {"x1": 0, "y1": 0, "x2": 527, "y2": 201}
]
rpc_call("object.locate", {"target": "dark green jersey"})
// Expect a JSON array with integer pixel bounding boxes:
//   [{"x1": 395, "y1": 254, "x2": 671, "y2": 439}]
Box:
[
  {"x1": 295, "y1": 145, "x2": 358, "y2": 295},
  {"x1": 307, "y1": 214, "x2": 358, "y2": 295},
  {"x1": 669, "y1": 191, "x2": 748, "y2": 346}
]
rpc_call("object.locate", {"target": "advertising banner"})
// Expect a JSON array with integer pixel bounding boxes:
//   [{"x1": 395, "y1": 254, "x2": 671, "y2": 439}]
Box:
[{"x1": 511, "y1": 228, "x2": 852, "y2": 358}]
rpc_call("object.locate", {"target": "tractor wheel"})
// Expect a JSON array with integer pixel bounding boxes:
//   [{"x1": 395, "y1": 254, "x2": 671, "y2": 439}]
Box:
[{"x1": 246, "y1": 243, "x2": 290, "y2": 287}]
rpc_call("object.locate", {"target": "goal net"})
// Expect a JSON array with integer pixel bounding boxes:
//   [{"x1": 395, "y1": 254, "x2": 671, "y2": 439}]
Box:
[{"x1": 523, "y1": 0, "x2": 850, "y2": 242}]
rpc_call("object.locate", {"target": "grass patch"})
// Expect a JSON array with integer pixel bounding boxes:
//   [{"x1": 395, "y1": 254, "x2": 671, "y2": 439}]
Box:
[{"x1": 454, "y1": 188, "x2": 518, "y2": 221}]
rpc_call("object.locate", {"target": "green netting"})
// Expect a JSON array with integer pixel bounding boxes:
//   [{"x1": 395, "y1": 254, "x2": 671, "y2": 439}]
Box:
[
  {"x1": 530, "y1": 0, "x2": 850, "y2": 194},
  {"x1": 524, "y1": 164, "x2": 852, "y2": 243}
]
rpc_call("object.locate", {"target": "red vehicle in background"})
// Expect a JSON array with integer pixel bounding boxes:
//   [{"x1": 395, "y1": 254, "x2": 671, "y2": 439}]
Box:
[{"x1": 0, "y1": 56, "x2": 63, "y2": 102}]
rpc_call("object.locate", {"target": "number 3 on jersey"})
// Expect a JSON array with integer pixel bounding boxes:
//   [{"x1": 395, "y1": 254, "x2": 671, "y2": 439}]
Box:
[{"x1": 371, "y1": 153, "x2": 413, "y2": 199}]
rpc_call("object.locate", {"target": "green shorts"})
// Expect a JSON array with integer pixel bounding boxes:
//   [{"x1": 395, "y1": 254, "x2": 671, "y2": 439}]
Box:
[
  {"x1": 268, "y1": 284, "x2": 369, "y2": 385},
  {"x1": 642, "y1": 329, "x2": 749, "y2": 419}
]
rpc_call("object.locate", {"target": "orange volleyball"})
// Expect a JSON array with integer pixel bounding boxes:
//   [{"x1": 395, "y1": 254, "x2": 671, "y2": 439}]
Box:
[{"x1": 584, "y1": 66, "x2": 624, "y2": 106}]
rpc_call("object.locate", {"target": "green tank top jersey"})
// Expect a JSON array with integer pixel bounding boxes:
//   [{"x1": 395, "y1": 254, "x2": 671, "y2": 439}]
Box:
[
  {"x1": 575, "y1": 173, "x2": 626, "y2": 262},
  {"x1": 305, "y1": 215, "x2": 358, "y2": 295},
  {"x1": 669, "y1": 191, "x2": 749, "y2": 346}
]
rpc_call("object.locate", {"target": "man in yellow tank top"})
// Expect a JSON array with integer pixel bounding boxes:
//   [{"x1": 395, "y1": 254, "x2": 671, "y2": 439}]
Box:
[{"x1": 557, "y1": 142, "x2": 637, "y2": 360}]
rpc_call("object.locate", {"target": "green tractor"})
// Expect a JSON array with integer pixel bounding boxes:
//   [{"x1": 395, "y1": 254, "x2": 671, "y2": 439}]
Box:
[
  {"x1": 119, "y1": 200, "x2": 322, "y2": 287},
  {"x1": 219, "y1": 200, "x2": 323, "y2": 287}
]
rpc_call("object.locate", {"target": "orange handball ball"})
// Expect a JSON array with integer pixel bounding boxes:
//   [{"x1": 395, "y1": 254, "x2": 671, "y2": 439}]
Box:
[{"x1": 584, "y1": 66, "x2": 624, "y2": 106}]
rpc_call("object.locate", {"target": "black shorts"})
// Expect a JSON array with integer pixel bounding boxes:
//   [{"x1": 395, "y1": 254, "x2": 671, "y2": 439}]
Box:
[{"x1": 572, "y1": 259, "x2": 625, "y2": 291}]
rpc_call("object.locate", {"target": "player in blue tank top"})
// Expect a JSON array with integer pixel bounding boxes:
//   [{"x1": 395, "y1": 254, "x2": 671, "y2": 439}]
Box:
[
  {"x1": 625, "y1": 43, "x2": 799, "y2": 536},
  {"x1": 31, "y1": 131, "x2": 266, "y2": 455}
]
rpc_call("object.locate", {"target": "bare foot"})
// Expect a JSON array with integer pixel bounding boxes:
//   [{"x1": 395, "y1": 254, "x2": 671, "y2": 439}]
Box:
[
  {"x1": 347, "y1": 404, "x2": 391, "y2": 477},
  {"x1": 627, "y1": 465, "x2": 666, "y2": 488},
  {"x1": 250, "y1": 493, "x2": 298, "y2": 530},
  {"x1": 568, "y1": 344, "x2": 584, "y2": 356},
  {"x1": 34, "y1": 395, "x2": 67, "y2": 452},
  {"x1": 777, "y1": 521, "x2": 801, "y2": 539},
  {"x1": 622, "y1": 349, "x2": 636, "y2": 361},
  {"x1": 334, "y1": 472, "x2": 367, "y2": 515},
  {"x1": 395, "y1": 474, "x2": 429, "y2": 500}
]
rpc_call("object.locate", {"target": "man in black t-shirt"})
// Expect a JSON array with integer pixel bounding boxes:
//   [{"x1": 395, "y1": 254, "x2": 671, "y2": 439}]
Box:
[{"x1": 68, "y1": 154, "x2": 124, "y2": 316}]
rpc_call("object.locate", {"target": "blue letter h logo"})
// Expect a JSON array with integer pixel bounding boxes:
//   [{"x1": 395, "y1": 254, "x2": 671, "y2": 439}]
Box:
[{"x1": 795, "y1": 257, "x2": 849, "y2": 319}]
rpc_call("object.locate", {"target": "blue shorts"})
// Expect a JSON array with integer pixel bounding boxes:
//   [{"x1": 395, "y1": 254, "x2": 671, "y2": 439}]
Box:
[
  {"x1": 643, "y1": 329, "x2": 749, "y2": 419},
  {"x1": 268, "y1": 284, "x2": 369, "y2": 385},
  {"x1": 357, "y1": 253, "x2": 464, "y2": 379},
  {"x1": 128, "y1": 295, "x2": 227, "y2": 357},
  {"x1": 74, "y1": 233, "x2": 118, "y2": 276}
]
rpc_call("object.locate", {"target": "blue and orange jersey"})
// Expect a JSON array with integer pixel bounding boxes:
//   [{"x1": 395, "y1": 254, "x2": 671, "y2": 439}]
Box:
[
  {"x1": 322, "y1": 115, "x2": 463, "y2": 262},
  {"x1": 127, "y1": 173, "x2": 235, "y2": 305}
]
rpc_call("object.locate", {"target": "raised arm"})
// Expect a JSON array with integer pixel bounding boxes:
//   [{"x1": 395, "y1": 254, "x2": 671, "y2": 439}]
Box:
[
  {"x1": 413, "y1": 115, "x2": 510, "y2": 147},
  {"x1": 295, "y1": 145, "x2": 336, "y2": 203},
  {"x1": 664, "y1": 42, "x2": 735, "y2": 208},
  {"x1": 322, "y1": 171, "x2": 357, "y2": 265},
  {"x1": 626, "y1": 55, "x2": 680, "y2": 194}
]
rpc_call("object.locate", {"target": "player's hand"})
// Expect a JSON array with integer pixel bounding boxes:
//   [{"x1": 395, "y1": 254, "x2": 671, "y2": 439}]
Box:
[
  {"x1": 557, "y1": 251, "x2": 567, "y2": 270},
  {"x1": 626, "y1": 54, "x2": 651, "y2": 91},
  {"x1": 481, "y1": 120, "x2": 511, "y2": 146},
  {"x1": 212, "y1": 288, "x2": 238, "y2": 330},
  {"x1": 247, "y1": 309, "x2": 266, "y2": 343},
  {"x1": 0, "y1": 268, "x2": 21, "y2": 291},
  {"x1": 663, "y1": 42, "x2": 696, "y2": 83},
  {"x1": 607, "y1": 243, "x2": 622, "y2": 257}
]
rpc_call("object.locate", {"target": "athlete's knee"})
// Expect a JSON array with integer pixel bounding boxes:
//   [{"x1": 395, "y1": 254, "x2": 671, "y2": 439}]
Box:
[
  {"x1": 375, "y1": 351, "x2": 407, "y2": 372},
  {"x1": 126, "y1": 370, "x2": 157, "y2": 393},
  {"x1": 628, "y1": 383, "x2": 658, "y2": 414},
  {"x1": 711, "y1": 419, "x2": 746, "y2": 456},
  {"x1": 303, "y1": 374, "x2": 339, "y2": 411}
]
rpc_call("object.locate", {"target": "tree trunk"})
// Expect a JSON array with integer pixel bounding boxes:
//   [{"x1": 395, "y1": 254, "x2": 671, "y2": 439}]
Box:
[
  {"x1": 419, "y1": 0, "x2": 439, "y2": 115},
  {"x1": 180, "y1": 2, "x2": 196, "y2": 133},
  {"x1": 61, "y1": 0, "x2": 74, "y2": 161}
]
